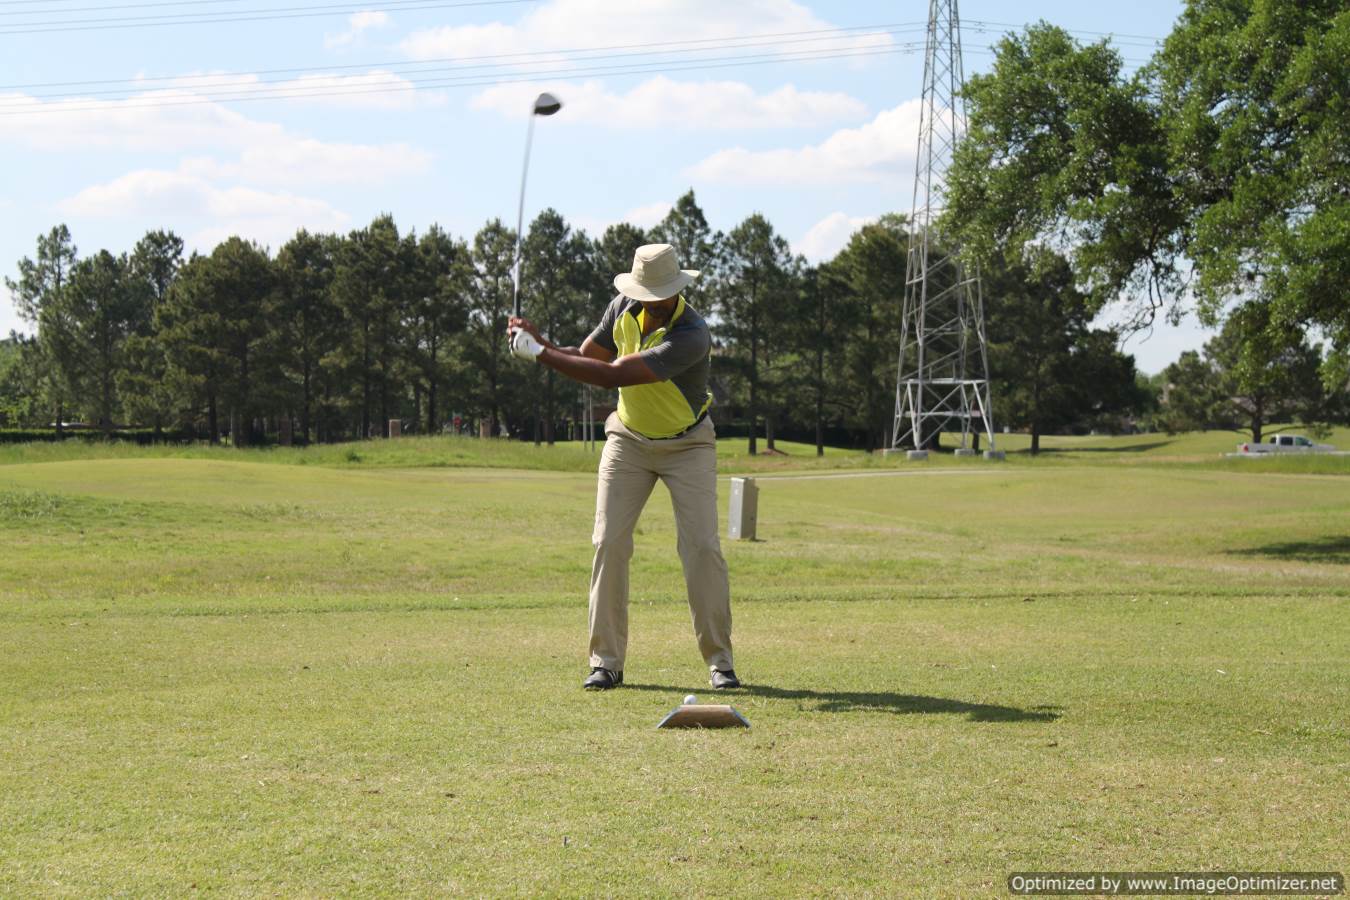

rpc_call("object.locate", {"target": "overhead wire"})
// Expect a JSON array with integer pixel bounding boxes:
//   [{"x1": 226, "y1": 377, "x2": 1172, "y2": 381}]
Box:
[
  {"x1": 0, "y1": 0, "x2": 302, "y2": 9},
  {"x1": 0, "y1": 41, "x2": 919, "y2": 115},
  {"x1": 967, "y1": 19, "x2": 1164, "y2": 45},
  {"x1": 0, "y1": 0, "x2": 535, "y2": 34},
  {"x1": 0, "y1": 22, "x2": 928, "y2": 91},
  {"x1": 0, "y1": 16, "x2": 1162, "y2": 117}
]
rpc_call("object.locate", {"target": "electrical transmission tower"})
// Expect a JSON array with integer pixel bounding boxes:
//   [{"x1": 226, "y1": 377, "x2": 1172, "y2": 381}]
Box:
[{"x1": 891, "y1": 0, "x2": 997, "y2": 456}]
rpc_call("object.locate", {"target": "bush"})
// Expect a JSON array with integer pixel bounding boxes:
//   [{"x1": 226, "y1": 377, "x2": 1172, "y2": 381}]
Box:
[{"x1": 0, "y1": 428, "x2": 200, "y2": 445}]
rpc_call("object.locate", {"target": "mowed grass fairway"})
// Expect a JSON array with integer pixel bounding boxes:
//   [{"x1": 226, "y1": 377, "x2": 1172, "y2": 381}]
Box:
[{"x1": 2, "y1": 439, "x2": 1347, "y2": 895}]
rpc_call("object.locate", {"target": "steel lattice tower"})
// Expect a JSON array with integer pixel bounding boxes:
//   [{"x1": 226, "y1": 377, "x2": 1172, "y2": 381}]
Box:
[{"x1": 892, "y1": 0, "x2": 996, "y2": 454}]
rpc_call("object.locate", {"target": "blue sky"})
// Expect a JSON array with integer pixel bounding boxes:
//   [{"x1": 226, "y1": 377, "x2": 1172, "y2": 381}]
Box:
[{"x1": 1, "y1": 0, "x2": 1203, "y2": 372}]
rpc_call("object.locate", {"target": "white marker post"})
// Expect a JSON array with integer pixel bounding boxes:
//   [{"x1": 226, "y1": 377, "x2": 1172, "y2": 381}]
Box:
[{"x1": 728, "y1": 476, "x2": 758, "y2": 541}]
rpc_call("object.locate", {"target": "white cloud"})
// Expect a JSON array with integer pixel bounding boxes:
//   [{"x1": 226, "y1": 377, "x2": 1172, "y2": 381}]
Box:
[
  {"x1": 131, "y1": 70, "x2": 442, "y2": 111},
  {"x1": 470, "y1": 76, "x2": 864, "y2": 129},
  {"x1": 58, "y1": 170, "x2": 342, "y2": 222},
  {"x1": 19, "y1": 81, "x2": 430, "y2": 256},
  {"x1": 325, "y1": 10, "x2": 391, "y2": 50},
  {"x1": 180, "y1": 139, "x2": 430, "y2": 187},
  {"x1": 795, "y1": 211, "x2": 875, "y2": 262},
  {"x1": 622, "y1": 201, "x2": 672, "y2": 228},
  {"x1": 572, "y1": 200, "x2": 673, "y2": 236},
  {"x1": 57, "y1": 169, "x2": 351, "y2": 252},
  {"x1": 400, "y1": 0, "x2": 889, "y2": 61},
  {"x1": 350, "y1": 10, "x2": 390, "y2": 29},
  {"x1": 0, "y1": 71, "x2": 439, "y2": 154},
  {"x1": 0, "y1": 85, "x2": 432, "y2": 188},
  {"x1": 687, "y1": 99, "x2": 926, "y2": 184},
  {"x1": 267, "y1": 71, "x2": 445, "y2": 110},
  {"x1": 0, "y1": 90, "x2": 283, "y2": 153}
]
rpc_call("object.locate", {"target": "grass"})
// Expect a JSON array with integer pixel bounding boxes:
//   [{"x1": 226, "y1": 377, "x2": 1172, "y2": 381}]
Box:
[
  {"x1": 0, "y1": 441, "x2": 1347, "y2": 895},
  {"x1": 2, "y1": 424, "x2": 1348, "y2": 475}
]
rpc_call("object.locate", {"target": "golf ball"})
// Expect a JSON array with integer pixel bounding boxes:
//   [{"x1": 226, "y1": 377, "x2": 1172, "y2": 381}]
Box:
[{"x1": 683, "y1": 694, "x2": 697, "y2": 705}]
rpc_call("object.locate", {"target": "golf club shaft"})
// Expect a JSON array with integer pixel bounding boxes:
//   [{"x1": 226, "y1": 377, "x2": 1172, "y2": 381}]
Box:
[{"x1": 512, "y1": 114, "x2": 536, "y2": 320}]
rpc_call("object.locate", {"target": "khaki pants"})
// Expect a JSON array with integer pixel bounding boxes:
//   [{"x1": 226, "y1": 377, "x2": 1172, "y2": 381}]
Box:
[{"x1": 589, "y1": 412, "x2": 733, "y2": 674}]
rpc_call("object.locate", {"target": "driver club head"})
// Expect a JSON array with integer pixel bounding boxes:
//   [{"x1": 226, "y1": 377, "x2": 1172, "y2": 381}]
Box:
[{"x1": 532, "y1": 92, "x2": 562, "y2": 116}]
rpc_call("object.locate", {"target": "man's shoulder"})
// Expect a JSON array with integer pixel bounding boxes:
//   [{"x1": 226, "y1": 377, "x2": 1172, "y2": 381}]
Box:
[
  {"x1": 603, "y1": 294, "x2": 640, "y2": 321},
  {"x1": 680, "y1": 300, "x2": 712, "y2": 329},
  {"x1": 675, "y1": 300, "x2": 709, "y2": 332}
]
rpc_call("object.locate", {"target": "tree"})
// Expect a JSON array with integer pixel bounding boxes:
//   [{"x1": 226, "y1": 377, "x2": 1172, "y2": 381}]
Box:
[
  {"x1": 274, "y1": 230, "x2": 339, "y2": 443},
  {"x1": 210, "y1": 239, "x2": 275, "y2": 447},
  {"x1": 1158, "y1": 350, "x2": 1223, "y2": 434},
  {"x1": 783, "y1": 265, "x2": 841, "y2": 456},
  {"x1": 158, "y1": 253, "x2": 228, "y2": 442},
  {"x1": 1155, "y1": 0, "x2": 1350, "y2": 382},
  {"x1": 156, "y1": 241, "x2": 273, "y2": 446},
  {"x1": 120, "y1": 231, "x2": 184, "y2": 437},
  {"x1": 329, "y1": 216, "x2": 404, "y2": 438},
  {"x1": 984, "y1": 251, "x2": 1142, "y2": 453},
  {"x1": 945, "y1": 23, "x2": 1185, "y2": 329},
  {"x1": 591, "y1": 222, "x2": 648, "y2": 306},
  {"x1": 1161, "y1": 311, "x2": 1332, "y2": 442},
  {"x1": 711, "y1": 214, "x2": 800, "y2": 454},
  {"x1": 649, "y1": 190, "x2": 716, "y2": 272},
  {"x1": 946, "y1": 5, "x2": 1350, "y2": 408},
  {"x1": 405, "y1": 225, "x2": 470, "y2": 436},
  {"x1": 0, "y1": 334, "x2": 40, "y2": 427},
  {"x1": 465, "y1": 219, "x2": 520, "y2": 437},
  {"x1": 66, "y1": 250, "x2": 144, "y2": 436},
  {"x1": 521, "y1": 209, "x2": 592, "y2": 444},
  {"x1": 5, "y1": 225, "x2": 80, "y2": 433},
  {"x1": 818, "y1": 217, "x2": 908, "y2": 449}
]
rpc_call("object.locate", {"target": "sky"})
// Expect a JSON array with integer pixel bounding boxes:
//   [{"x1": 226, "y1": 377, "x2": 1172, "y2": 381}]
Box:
[{"x1": 0, "y1": 0, "x2": 1205, "y2": 372}]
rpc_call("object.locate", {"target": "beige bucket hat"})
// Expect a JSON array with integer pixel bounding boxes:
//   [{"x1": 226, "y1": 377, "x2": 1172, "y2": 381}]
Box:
[{"x1": 613, "y1": 243, "x2": 700, "y2": 302}]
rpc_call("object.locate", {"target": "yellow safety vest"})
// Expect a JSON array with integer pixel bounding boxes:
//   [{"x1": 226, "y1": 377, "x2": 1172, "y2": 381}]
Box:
[{"x1": 611, "y1": 296, "x2": 713, "y2": 438}]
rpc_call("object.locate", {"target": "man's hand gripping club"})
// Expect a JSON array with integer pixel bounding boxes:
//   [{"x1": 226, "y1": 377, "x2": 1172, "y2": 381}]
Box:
[{"x1": 506, "y1": 315, "x2": 661, "y2": 389}]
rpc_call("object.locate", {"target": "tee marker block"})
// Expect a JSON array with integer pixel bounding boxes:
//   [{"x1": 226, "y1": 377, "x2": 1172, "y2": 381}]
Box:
[{"x1": 657, "y1": 704, "x2": 750, "y2": 729}]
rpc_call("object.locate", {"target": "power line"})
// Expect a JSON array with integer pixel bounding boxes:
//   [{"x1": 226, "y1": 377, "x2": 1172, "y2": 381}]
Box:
[
  {"x1": 0, "y1": 44, "x2": 917, "y2": 116},
  {"x1": 0, "y1": 38, "x2": 911, "y2": 107},
  {"x1": 0, "y1": 1, "x2": 275, "y2": 10},
  {"x1": 0, "y1": 0, "x2": 535, "y2": 34},
  {"x1": 0, "y1": 20, "x2": 1157, "y2": 97},
  {"x1": 0, "y1": 17, "x2": 1160, "y2": 116},
  {"x1": 0, "y1": 49, "x2": 1158, "y2": 118},
  {"x1": 966, "y1": 19, "x2": 1163, "y2": 44},
  {"x1": 3, "y1": 38, "x2": 923, "y2": 106},
  {"x1": 0, "y1": 22, "x2": 926, "y2": 91}
]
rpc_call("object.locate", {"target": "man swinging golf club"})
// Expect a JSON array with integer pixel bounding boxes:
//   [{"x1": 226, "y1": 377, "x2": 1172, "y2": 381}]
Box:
[{"x1": 508, "y1": 244, "x2": 739, "y2": 691}]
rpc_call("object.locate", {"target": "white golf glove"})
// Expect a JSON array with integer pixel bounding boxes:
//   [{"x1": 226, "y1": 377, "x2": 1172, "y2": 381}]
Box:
[{"x1": 509, "y1": 328, "x2": 544, "y2": 360}]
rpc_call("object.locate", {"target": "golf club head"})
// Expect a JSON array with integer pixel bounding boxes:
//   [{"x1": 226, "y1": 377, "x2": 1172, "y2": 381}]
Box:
[{"x1": 532, "y1": 92, "x2": 562, "y2": 116}]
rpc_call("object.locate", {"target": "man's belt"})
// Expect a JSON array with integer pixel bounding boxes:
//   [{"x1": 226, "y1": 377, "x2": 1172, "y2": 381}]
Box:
[{"x1": 652, "y1": 410, "x2": 709, "y2": 440}]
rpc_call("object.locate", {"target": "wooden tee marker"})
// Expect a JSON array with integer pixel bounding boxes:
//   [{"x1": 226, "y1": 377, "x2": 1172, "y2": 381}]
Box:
[{"x1": 657, "y1": 703, "x2": 750, "y2": 729}]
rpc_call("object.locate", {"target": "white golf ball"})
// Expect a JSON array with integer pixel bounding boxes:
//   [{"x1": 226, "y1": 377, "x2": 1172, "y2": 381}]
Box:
[{"x1": 683, "y1": 694, "x2": 697, "y2": 705}]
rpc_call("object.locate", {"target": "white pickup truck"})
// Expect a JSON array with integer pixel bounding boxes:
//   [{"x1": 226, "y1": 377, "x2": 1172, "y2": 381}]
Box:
[{"x1": 1235, "y1": 434, "x2": 1336, "y2": 454}]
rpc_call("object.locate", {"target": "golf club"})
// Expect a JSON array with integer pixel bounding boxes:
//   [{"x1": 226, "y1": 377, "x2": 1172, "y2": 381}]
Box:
[{"x1": 512, "y1": 91, "x2": 562, "y2": 320}]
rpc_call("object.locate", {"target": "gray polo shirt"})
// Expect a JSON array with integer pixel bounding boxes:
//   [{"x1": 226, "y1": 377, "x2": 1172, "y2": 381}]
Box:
[{"x1": 588, "y1": 295, "x2": 712, "y2": 421}]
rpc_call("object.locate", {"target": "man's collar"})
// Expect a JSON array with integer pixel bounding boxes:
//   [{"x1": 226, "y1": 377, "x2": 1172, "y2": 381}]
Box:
[{"x1": 635, "y1": 295, "x2": 686, "y2": 331}]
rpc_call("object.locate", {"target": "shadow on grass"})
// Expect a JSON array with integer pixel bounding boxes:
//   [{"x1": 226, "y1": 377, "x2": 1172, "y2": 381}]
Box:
[
  {"x1": 1227, "y1": 536, "x2": 1350, "y2": 565},
  {"x1": 625, "y1": 682, "x2": 1060, "y2": 723}
]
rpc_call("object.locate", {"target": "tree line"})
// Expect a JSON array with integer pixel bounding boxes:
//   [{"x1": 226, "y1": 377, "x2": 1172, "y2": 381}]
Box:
[
  {"x1": 3, "y1": 0, "x2": 1346, "y2": 452},
  {"x1": 1, "y1": 191, "x2": 1162, "y2": 452}
]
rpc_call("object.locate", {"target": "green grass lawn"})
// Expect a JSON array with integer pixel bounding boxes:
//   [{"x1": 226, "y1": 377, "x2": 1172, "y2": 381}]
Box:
[
  {"x1": 1, "y1": 441, "x2": 1347, "y2": 895},
  {"x1": 4, "y1": 425, "x2": 1348, "y2": 473}
]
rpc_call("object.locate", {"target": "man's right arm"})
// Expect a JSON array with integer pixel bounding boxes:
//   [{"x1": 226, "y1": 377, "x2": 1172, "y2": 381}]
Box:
[
  {"x1": 540, "y1": 336, "x2": 615, "y2": 363},
  {"x1": 508, "y1": 310, "x2": 617, "y2": 362}
]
